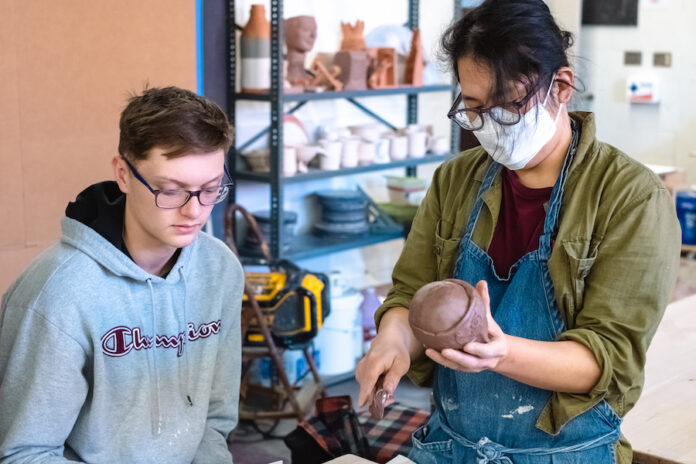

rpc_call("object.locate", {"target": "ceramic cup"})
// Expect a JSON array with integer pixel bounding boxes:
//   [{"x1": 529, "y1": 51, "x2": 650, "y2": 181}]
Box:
[
  {"x1": 389, "y1": 135, "x2": 408, "y2": 161},
  {"x1": 358, "y1": 141, "x2": 376, "y2": 166},
  {"x1": 428, "y1": 135, "x2": 450, "y2": 154},
  {"x1": 283, "y1": 146, "x2": 297, "y2": 177},
  {"x1": 374, "y1": 137, "x2": 391, "y2": 164},
  {"x1": 407, "y1": 131, "x2": 428, "y2": 158},
  {"x1": 318, "y1": 139, "x2": 342, "y2": 171},
  {"x1": 341, "y1": 136, "x2": 361, "y2": 168}
]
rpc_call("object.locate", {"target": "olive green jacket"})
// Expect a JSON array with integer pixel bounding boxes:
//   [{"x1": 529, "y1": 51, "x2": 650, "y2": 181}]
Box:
[{"x1": 375, "y1": 112, "x2": 681, "y2": 463}]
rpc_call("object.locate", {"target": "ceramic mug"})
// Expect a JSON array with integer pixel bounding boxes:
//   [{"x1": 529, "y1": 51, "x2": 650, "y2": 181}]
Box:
[
  {"x1": 374, "y1": 137, "x2": 391, "y2": 164},
  {"x1": 283, "y1": 146, "x2": 297, "y2": 177},
  {"x1": 389, "y1": 135, "x2": 408, "y2": 161},
  {"x1": 341, "y1": 136, "x2": 361, "y2": 168},
  {"x1": 428, "y1": 135, "x2": 450, "y2": 154},
  {"x1": 407, "y1": 131, "x2": 428, "y2": 158},
  {"x1": 318, "y1": 139, "x2": 342, "y2": 171},
  {"x1": 358, "y1": 141, "x2": 376, "y2": 166}
]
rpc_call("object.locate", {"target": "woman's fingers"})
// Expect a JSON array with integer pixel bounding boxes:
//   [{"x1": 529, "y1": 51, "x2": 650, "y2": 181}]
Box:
[
  {"x1": 463, "y1": 339, "x2": 504, "y2": 359},
  {"x1": 382, "y1": 355, "x2": 409, "y2": 394},
  {"x1": 356, "y1": 350, "x2": 409, "y2": 407},
  {"x1": 426, "y1": 347, "x2": 493, "y2": 372},
  {"x1": 476, "y1": 280, "x2": 490, "y2": 308},
  {"x1": 356, "y1": 357, "x2": 380, "y2": 407}
]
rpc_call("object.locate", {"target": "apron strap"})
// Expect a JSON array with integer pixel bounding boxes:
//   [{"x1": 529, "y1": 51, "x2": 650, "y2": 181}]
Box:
[
  {"x1": 462, "y1": 160, "x2": 502, "y2": 244},
  {"x1": 538, "y1": 120, "x2": 581, "y2": 259}
]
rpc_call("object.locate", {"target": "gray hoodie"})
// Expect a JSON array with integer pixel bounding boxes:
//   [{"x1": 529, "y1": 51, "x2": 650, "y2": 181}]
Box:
[{"x1": 0, "y1": 185, "x2": 243, "y2": 463}]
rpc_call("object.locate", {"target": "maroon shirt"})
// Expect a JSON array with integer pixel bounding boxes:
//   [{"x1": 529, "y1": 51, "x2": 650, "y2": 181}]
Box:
[{"x1": 488, "y1": 168, "x2": 553, "y2": 277}]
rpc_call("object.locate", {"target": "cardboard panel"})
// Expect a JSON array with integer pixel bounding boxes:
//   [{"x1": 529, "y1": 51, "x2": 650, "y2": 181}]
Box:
[
  {"x1": 10, "y1": 0, "x2": 197, "y2": 245},
  {"x1": 0, "y1": 0, "x2": 25, "y2": 247},
  {"x1": 0, "y1": 244, "x2": 48, "y2": 294},
  {"x1": 21, "y1": 135, "x2": 114, "y2": 245}
]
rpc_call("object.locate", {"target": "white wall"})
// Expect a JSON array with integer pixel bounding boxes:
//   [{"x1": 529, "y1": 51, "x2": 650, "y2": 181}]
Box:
[
  {"x1": 578, "y1": 0, "x2": 696, "y2": 183},
  {"x1": 233, "y1": 0, "x2": 456, "y2": 289}
]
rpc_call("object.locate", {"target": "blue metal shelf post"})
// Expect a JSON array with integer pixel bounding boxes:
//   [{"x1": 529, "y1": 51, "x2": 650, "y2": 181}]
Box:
[
  {"x1": 269, "y1": 0, "x2": 284, "y2": 260},
  {"x1": 450, "y1": 0, "x2": 462, "y2": 155},
  {"x1": 406, "y1": 0, "x2": 419, "y2": 177}
]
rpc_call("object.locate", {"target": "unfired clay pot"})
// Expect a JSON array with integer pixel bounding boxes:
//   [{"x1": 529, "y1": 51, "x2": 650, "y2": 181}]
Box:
[{"x1": 409, "y1": 279, "x2": 489, "y2": 351}]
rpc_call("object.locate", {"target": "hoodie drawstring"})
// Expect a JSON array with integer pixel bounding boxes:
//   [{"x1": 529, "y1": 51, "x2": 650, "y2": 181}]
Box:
[
  {"x1": 181, "y1": 268, "x2": 193, "y2": 408},
  {"x1": 146, "y1": 278, "x2": 163, "y2": 436}
]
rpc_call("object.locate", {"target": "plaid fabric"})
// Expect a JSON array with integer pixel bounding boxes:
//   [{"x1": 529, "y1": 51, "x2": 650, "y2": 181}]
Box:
[{"x1": 298, "y1": 403, "x2": 429, "y2": 464}]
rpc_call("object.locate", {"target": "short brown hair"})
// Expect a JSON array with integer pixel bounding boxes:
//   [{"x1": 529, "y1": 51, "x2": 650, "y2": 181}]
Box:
[{"x1": 118, "y1": 86, "x2": 233, "y2": 161}]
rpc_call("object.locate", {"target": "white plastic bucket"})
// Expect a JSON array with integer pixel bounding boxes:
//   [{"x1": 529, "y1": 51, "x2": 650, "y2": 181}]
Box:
[{"x1": 316, "y1": 290, "x2": 363, "y2": 376}]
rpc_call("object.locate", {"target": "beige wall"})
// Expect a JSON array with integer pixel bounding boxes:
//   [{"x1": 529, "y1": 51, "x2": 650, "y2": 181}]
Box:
[{"x1": 0, "y1": 0, "x2": 197, "y2": 293}]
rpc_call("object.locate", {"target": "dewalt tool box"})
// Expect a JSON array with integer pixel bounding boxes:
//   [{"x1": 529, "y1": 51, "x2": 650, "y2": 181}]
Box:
[{"x1": 242, "y1": 260, "x2": 330, "y2": 348}]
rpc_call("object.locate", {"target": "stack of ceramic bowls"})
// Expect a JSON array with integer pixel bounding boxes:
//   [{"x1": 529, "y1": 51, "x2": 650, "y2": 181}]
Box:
[
  {"x1": 244, "y1": 210, "x2": 298, "y2": 254},
  {"x1": 313, "y1": 190, "x2": 369, "y2": 237}
]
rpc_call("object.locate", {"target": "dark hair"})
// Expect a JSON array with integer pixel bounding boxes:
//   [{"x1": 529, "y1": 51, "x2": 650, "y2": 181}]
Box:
[
  {"x1": 441, "y1": 0, "x2": 574, "y2": 106},
  {"x1": 118, "y1": 86, "x2": 233, "y2": 162}
]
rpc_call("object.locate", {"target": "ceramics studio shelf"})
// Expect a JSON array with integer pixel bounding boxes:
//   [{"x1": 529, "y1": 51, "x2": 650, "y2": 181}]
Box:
[
  {"x1": 235, "y1": 153, "x2": 452, "y2": 184},
  {"x1": 226, "y1": 0, "x2": 463, "y2": 263},
  {"x1": 235, "y1": 84, "x2": 452, "y2": 102}
]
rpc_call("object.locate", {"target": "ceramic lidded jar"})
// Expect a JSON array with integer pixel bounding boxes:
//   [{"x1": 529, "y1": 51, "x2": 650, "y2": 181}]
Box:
[
  {"x1": 408, "y1": 279, "x2": 489, "y2": 351},
  {"x1": 241, "y1": 4, "x2": 271, "y2": 93}
]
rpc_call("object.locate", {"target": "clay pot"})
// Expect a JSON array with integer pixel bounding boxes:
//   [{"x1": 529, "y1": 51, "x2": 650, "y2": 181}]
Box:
[
  {"x1": 241, "y1": 5, "x2": 271, "y2": 93},
  {"x1": 409, "y1": 279, "x2": 489, "y2": 351}
]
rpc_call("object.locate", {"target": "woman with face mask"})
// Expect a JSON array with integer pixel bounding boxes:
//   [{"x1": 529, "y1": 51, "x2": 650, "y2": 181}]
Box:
[{"x1": 355, "y1": 1, "x2": 681, "y2": 463}]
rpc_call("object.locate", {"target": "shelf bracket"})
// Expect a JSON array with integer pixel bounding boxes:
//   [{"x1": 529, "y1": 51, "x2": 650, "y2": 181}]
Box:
[
  {"x1": 236, "y1": 101, "x2": 308, "y2": 154},
  {"x1": 345, "y1": 98, "x2": 398, "y2": 131}
]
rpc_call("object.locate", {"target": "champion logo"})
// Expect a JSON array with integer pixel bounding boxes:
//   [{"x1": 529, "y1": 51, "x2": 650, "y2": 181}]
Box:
[{"x1": 100, "y1": 320, "x2": 221, "y2": 358}]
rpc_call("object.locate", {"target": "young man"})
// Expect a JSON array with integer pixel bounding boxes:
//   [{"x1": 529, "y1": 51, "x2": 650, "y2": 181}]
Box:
[{"x1": 0, "y1": 87, "x2": 244, "y2": 463}]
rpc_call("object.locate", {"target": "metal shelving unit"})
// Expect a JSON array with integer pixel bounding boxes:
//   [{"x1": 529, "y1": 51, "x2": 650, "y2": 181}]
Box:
[
  {"x1": 235, "y1": 153, "x2": 452, "y2": 184},
  {"x1": 235, "y1": 84, "x2": 452, "y2": 102},
  {"x1": 226, "y1": 0, "x2": 462, "y2": 262}
]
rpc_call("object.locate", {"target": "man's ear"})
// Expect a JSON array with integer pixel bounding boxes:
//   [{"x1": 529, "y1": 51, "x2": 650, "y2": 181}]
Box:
[
  {"x1": 555, "y1": 67, "x2": 575, "y2": 104},
  {"x1": 112, "y1": 156, "x2": 129, "y2": 194}
]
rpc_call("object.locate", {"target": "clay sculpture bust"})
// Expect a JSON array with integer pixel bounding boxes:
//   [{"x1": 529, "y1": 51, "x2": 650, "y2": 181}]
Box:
[
  {"x1": 409, "y1": 279, "x2": 489, "y2": 351},
  {"x1": 340, "y1": 20, "x2": 367, "y2": 51},
  {"x1": 284, "y1": 15, "x2": 318, "y2": 86}
]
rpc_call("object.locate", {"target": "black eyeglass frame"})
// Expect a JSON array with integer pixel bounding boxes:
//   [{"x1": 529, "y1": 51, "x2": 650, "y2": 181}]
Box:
[
  {"x1": 447, "y1": 78, "x2": 556, "y2": 131},
  {"x1": 121, "y1": 156, "x2": 234, "y2": 209}
]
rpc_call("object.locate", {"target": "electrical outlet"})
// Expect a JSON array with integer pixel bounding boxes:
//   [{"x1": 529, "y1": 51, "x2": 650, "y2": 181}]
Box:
[
  {"x1": 624, "y1": 51, "x2": 642, "y2": 66},
  {"x1": 654, "y1": 52, "x2": 672, "y2": 67}
]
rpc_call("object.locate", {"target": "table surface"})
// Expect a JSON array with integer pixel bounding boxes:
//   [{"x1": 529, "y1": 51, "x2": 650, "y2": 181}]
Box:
[{"x1": 622, "y1": 294, "x2": 696, "y2": 463}]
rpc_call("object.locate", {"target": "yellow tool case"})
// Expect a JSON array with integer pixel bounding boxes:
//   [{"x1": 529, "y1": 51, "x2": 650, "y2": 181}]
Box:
[{"x1": 242, "y1": 260, "x2": 330, "y2": 348}]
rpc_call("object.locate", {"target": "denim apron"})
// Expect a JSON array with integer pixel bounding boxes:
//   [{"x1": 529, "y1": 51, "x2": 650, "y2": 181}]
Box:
[{"x1": 409, "y1": 140, "x2": 622, "y2": 463}]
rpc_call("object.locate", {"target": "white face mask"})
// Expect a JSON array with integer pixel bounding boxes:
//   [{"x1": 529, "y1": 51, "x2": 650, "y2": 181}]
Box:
[{"x1": 473, "y1": 78, "x2": 562, "y2": 170}]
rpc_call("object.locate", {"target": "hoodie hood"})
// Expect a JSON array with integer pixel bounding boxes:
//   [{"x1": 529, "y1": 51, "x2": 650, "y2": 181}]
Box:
[
  {"x1": 61, "y1": 181, "x2": 193, "y2": 283},
  {"x1": 65, "y1": 181, "x2": 129, "y2": 256}
]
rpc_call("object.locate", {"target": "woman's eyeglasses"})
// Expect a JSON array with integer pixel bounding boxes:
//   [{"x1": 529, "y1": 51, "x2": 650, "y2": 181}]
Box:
[{"x1": 447, "y1": 93, "x2": 530, "y2": 131}]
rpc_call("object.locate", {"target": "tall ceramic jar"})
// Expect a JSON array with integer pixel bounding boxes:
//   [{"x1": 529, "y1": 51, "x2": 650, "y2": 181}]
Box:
[{"x1": 241, "y1": 4, "x2": 270, "y2": 93}]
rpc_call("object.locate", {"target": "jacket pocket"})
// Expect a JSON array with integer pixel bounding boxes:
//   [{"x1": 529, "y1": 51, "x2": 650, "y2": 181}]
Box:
[
  {"x1": 562, "y1": 240, "x2": 597, "y2": 315},
  {"x1": 434, "y1": 220, "x2": 461, "y2": 280}
]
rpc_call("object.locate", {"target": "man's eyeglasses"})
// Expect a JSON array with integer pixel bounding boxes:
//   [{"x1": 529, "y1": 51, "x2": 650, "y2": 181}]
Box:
[
  {"x1": 447, "y1": 93, "x2": 529, "y2": 131},
  {"x1": 121, "y1": 157, "x2": 233, "y2": 209}
]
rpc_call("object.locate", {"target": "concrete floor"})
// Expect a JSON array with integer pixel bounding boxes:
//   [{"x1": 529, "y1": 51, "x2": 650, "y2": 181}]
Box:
[{"x1": 228, "y1": 255, "x2": 696, "y2": 464}]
